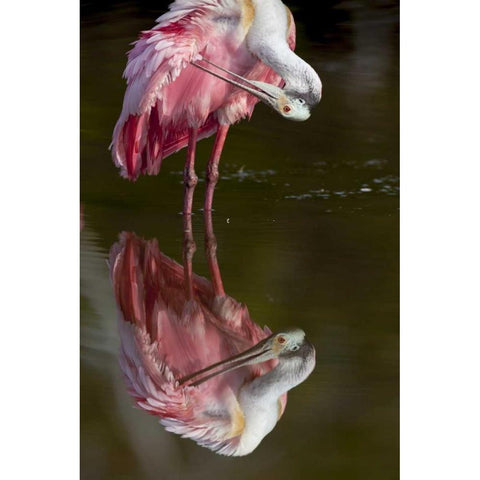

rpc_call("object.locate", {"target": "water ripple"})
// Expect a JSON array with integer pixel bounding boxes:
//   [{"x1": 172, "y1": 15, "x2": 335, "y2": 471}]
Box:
[{"x1": 284, "y1": 174, "x2": 399, "y2": 201}]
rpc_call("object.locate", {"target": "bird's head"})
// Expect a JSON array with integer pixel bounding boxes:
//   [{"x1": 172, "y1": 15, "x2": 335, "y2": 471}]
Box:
[
  {"x1": 265, "y1": 329, "x2": 316, "y2": 386},
  {"x1": 243, "y1": 82, "x2": 321, "y2": 122},
  {"x1": 179, "y1": 328, "x2": 315, "y2": 387}
]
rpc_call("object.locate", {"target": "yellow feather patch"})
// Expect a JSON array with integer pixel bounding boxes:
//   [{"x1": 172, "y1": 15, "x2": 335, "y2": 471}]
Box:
[
  {"x1": 277, "y1": 399, "x2": 283, "y2": 420},
  {"x1": 285, "y1": 5, "x2": 292, "y2": 31},
  {"x1": 242, "y1": 0, "x2": 255, "y2": 31},
  {"x1": 229, "y1": 397, "x2": 246, "y2": 438}
]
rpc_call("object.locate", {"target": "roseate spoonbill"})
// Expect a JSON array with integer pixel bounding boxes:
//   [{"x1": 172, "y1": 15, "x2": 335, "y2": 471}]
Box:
[
  {"x1": 111, "y1": 0, "x2": 322, "y2": 214},
  {"x1": 109, "y1": 214, "x2": 315, "y2": 455}
]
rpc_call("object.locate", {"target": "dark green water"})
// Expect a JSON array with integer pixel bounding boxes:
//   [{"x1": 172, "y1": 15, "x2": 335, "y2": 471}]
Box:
[{"x1": 81, "y1": 1, "x2": 399, "y2": 478}]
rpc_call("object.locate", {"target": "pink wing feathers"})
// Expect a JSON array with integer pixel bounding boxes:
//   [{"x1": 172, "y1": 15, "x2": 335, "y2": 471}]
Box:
[
  {"x1": 110, "y1": 232, "x2": 279, "y2": 455},
  {"x1": 111, "y1": 4, "x2": 216, "y2": 180}
]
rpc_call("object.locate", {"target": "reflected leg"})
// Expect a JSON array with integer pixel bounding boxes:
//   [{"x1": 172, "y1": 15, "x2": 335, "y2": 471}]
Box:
[
  {"x1": 204, "y1": 209, "x2": 225, "y2": 297},
  {"x1": 183, "y1": 128, "x2": 199, "y2": 215},
  {"x1": 183, "y1": 213, "x2": 196, "y2": 301},
  {"x1": 204, "y1": 125, "x2": 229, "y2": 212}
]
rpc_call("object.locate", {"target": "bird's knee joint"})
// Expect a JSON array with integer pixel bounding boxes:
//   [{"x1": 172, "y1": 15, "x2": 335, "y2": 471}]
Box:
[
  {"x1": 206, "y1": 168, "x2": 219, "y2": 185},
  {"x1": 184, "y1": 171, "x2": 198, "y2": 188},
  {"x1": 205, "y1": 239, "x2": 217, "y2": 257},
  {"x1": 183, "y1": 238, "x2": 197, "y2": 259}
]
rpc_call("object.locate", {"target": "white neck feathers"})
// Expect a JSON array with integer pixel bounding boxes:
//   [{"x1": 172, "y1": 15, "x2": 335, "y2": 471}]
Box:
[{"x1": 246, "y1": 0, "x2": 322, "y2": 98}]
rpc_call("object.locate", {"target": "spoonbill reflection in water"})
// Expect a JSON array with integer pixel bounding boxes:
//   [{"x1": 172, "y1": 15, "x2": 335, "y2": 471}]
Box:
[
  {"x1": 109, "y1": 214, "x2": 315, "y2": 456},
  {"x1": 111, "y1": 0, "x2": 322, "y2": 214}
]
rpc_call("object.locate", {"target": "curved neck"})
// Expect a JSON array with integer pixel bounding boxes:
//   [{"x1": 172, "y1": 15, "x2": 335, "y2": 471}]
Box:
[
  {"x1": 234, "y1": 363, "x2": 293, "y2": 456},
  {"x1": 247, "y1": 0, "x2": 322, "y2": 97},
  {"x1": 243, "y1": 362, "x2": 299, "y2": 401},
  {"x1": 256, "y1": 43, "x2": 321, "y2": 96}
]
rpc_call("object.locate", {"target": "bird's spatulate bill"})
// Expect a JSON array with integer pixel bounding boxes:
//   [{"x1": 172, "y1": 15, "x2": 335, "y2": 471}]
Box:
[
  {"x1": 191, "y1": 58, "x2": 277, "y2": 102},
  {"x1": 179, "y1": 334, "x2": 275, "y2": 387},
  {"x1": 196, "y1": 57, "x2": 276, "y2": 96}
]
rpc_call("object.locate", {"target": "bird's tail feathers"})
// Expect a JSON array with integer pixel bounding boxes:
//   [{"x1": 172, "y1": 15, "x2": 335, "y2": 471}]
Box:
[{"x1": 111, "y1": 105, "x2": 219, "y2": 181}]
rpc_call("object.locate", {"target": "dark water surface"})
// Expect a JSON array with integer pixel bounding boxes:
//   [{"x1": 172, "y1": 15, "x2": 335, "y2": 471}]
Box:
[{"x1": 81, "y1": 1, "x2": 399, "y2": 478}]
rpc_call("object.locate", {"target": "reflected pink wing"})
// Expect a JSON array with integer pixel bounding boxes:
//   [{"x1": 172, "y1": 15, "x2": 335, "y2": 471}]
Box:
[
  {"x1": 110, "y1": 233, "x2": 273, "y2": 456},
  {"x1": 117, "y1": 319, "x2": 245, "y2": 456}
]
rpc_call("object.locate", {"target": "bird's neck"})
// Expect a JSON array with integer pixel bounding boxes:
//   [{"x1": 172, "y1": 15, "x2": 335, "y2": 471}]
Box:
[
  {"x1": 233, "y1": 365, "x2": 293, "y2": 456},
  {"x1": 259, "y1": 42, "x2": 321, "y2": 96},
  {"x1": 247, "y1": 0, "x2": 322, "y2": 97},
  {"x1": 244, "y1": 363, "x2": 297, "y2": 401}
]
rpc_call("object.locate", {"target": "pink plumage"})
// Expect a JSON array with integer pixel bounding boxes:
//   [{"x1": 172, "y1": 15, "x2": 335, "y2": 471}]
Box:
[
  {"x1": 110, "y1": 232, "x2": 288, "y2": 456},
  {"x1": 111, "y1": 0, "x2": 296, "y2": 182}
]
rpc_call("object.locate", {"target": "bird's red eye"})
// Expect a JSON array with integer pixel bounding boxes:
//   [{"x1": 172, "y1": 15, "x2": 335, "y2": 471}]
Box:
[
  {"x1": 277, "y1": 335, "x2": 286, "y2": 344},
  {"x1": 283, "y1": 105, "x2": 291, "y2": 113}
]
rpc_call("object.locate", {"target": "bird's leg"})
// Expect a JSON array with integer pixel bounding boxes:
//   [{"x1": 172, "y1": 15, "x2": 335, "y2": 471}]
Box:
[
  {"x1": 183, "y1": 212, "x2": 196, "y2": 301},
  {"x1": 204, "y1": 125, "x2": 229, "y2": 212},
  {"x1": 183, "y1": 128, "x2": 199, "y2": 215},
  {"x1": 204, "y1": 209, "x2": 225, "y2": 298}
]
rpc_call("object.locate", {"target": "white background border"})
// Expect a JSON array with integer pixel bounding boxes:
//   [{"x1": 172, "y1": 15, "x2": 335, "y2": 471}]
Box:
[
  {"x1": 1, "y1": 1, "x2": 79, "y2": 478},
  {"x1": 2, "y1": 0, "x2": 480, "y2": 478}
]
